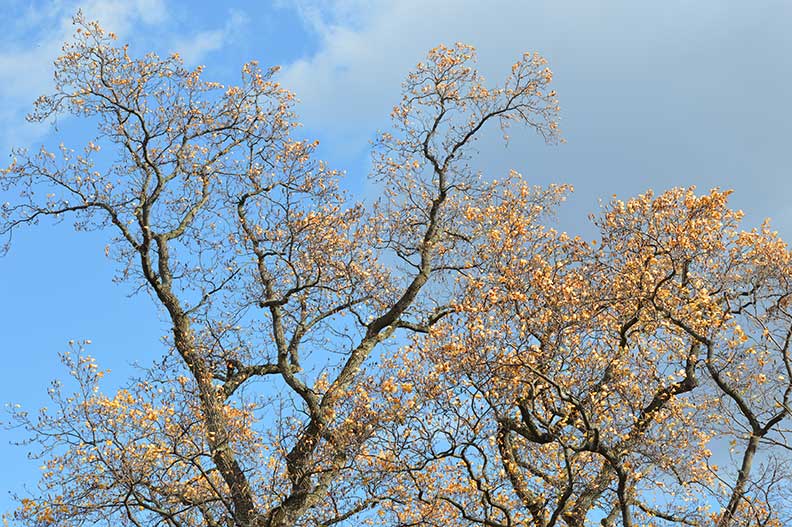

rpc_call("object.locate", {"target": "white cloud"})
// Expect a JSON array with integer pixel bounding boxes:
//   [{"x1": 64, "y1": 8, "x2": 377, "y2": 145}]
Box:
[
  {"x1": 280, "y1": 0, "x2": 386, "y2": 34},
  {"x1": 81, "y1": 0, "x2": 168, "y2": 30},
  {"x1": 0, "y1": 0, "x2": 244, "y2": 153},
  {"x1": 0, "y1": 0, "x2": 169, "y2": 153},
  {"x1": 276, "y1": 0, "x2": 567, "y2": 196},
  {"x1": 170, "y1": 9, "x2": 247, "y2": 67},
  {"x1": 277, "y1": 0, "x2": 569, "y2": 152}
]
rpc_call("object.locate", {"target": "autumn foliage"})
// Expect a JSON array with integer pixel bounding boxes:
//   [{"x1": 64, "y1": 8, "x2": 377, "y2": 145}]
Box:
[{"x1": 1, "y1": 14, "x2": 791, "y2": 527}]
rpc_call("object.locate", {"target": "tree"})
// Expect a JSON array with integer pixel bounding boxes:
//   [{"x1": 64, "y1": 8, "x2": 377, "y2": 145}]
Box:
[
  {"x1": 378, "y1": 189, "x2": 792, "y2": 527},
  {"x1": 2, "y1": 14, "x2": 790, "y2": 527},
  {"x1": 0, "y1": 14, "x2": 561, "y2": 527}
]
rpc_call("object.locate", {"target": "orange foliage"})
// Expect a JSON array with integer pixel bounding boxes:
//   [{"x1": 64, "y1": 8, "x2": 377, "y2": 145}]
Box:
[{"x1": 1, "y1": 13, "x2": 790, "y2": 527}]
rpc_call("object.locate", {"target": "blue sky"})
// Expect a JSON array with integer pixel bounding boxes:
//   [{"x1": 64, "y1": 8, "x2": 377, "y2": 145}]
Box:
[{"x1": 1, "y1": 0, "x2": 791, "y2": 517}]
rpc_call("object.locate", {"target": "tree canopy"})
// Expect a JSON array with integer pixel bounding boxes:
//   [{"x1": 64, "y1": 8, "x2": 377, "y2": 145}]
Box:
[{"x1": 1, "y1": 14, "x2": 790, "y2": 527}]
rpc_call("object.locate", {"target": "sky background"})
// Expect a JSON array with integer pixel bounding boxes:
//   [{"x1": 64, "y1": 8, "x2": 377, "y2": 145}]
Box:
[{"x1": 1, "y1": 0, "x2": 791, "y2": 516}]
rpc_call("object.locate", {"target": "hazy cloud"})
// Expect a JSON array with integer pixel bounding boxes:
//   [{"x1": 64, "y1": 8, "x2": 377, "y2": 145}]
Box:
[{"x1": 279, "y1": 0, "x2": 792, "y2": 234}]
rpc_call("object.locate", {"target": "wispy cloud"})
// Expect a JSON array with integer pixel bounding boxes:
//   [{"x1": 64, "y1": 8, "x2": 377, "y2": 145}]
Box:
[
  {"x1": 170, "y1": 9, "x2": 247, "y2": 67},
  {"x1": 0, "y1": 0, "x2": 169, "y2": 153},
  {"x1": 0, "y1": 0, "x2": 247, "y2": 154},
  {"x1": 276, "y1": 0, "x2": 550, "y2": 151}
]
